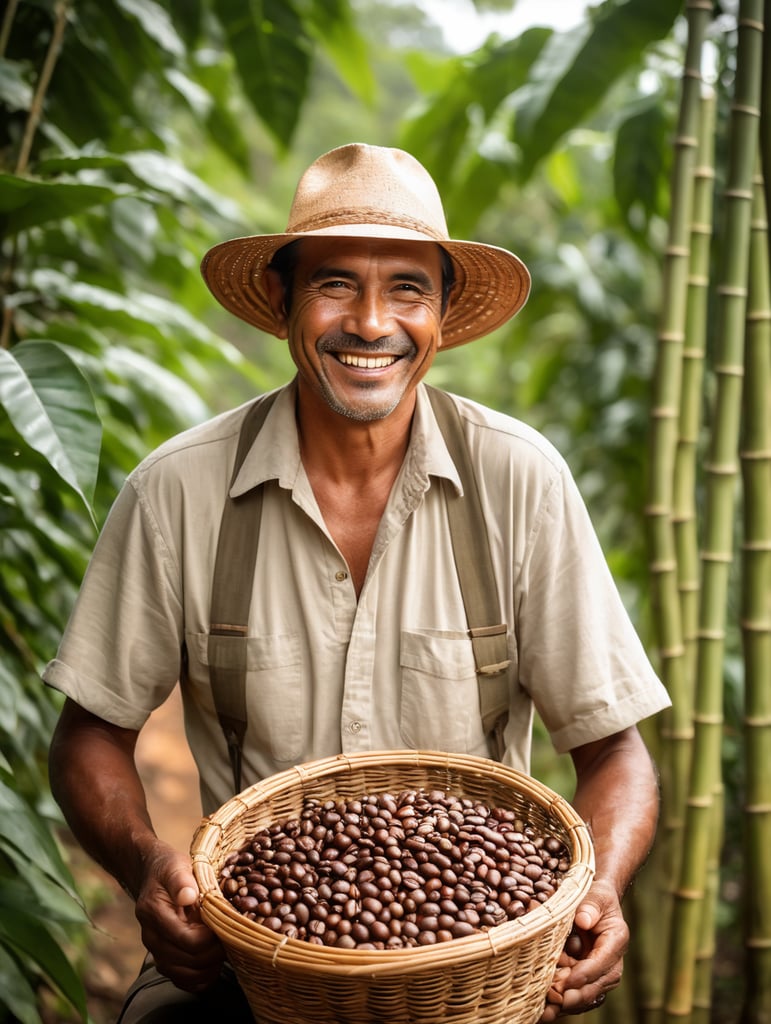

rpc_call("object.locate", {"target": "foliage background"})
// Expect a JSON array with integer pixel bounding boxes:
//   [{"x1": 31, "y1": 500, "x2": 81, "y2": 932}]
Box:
[{"x1": 1, "y1": 0, "x2": 764, "y2": 1021}]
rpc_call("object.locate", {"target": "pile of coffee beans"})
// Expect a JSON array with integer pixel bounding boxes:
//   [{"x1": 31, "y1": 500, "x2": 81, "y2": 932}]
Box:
[{"x1": 219, "y1": 788, "x2": 570, "y2": 949}]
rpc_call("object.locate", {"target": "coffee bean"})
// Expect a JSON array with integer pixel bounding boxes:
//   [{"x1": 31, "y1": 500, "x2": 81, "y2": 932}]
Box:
[{"x1": 220, "y1": 788, "x2": 571, "y2": 949}]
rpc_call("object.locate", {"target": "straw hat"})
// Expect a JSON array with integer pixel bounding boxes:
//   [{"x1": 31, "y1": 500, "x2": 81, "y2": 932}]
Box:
[{"x1": 201, "y1": 143, "x2": 530, "y2": 349}]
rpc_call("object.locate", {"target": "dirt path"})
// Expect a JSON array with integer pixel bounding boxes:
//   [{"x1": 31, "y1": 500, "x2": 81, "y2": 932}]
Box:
[{"x1": 67, "y1": 687, "x2": 202, "y2": 1024}]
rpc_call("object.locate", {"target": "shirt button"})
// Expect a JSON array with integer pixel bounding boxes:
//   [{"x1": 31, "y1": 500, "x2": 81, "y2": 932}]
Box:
[
  {"x1": 335, "y1": 570, "x2": 348, "y2": 582},
  {"x1": 348, "y1": 720, "x2": 362, "y2": 734}
]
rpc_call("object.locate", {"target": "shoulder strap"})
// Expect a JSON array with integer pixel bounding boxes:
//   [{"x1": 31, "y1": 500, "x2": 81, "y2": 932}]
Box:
[
  {"x1": 426, "y1": 386, "x2": 511, "y2": 760},
  {"x1": 208, "y1": 391, "x2": 278, "y2": 794}
]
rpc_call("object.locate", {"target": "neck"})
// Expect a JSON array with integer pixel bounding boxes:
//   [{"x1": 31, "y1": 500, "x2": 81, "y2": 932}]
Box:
[{"x1": 295, "y1": 382, "x2": 416, "y2": 484}]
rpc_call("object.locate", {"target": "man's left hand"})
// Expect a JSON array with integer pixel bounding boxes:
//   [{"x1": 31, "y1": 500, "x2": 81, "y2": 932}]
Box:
[{"x1": 539, "y1": 878, "x2": 628, "y2": 1020}]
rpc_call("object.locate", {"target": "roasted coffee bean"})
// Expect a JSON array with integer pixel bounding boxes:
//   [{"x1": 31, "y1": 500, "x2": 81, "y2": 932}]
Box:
[{"x1": 220, "y1": 787, "x2": 571, "y2": 949}]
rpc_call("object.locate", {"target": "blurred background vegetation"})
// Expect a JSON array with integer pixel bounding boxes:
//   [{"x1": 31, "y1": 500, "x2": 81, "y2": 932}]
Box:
[{"x1": 1, "y1": 0, "x2": 768, "y2": 1021}]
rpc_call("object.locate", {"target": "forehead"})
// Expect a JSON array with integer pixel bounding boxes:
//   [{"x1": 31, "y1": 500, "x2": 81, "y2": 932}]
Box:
[{"x1": 294, "y1": 236, "x2": 443, "y2": 280}]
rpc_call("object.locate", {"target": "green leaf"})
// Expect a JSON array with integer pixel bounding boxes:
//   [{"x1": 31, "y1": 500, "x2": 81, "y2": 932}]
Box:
[
  {"x1": 114, "y1": 0, "x2": 186, "y2": 57},
  {"x1": 0, "y1": 341, "x2": 101, "y2": 521},
  {"x1": 613, "y1": 99, "x2": 671, "y2": 229},
  {"x1": 0, "y1": 172, "x2": 132, "y2": 233},
  {"x1": 0, "y1": 942, "x2": 39, "y2": 1024},
  {"x1": 0, "y1": 889, "x2": 88, "y2": 1020},
  {"x1": 400, "y1": 29, "x2": 551, "y2": 196},
  {"x1": 305, "y1": 0, "x2": 375, "y2": 105},
  {"x1": 0, "y1": 775, "x2": 82, "y2": 906},
  {"x1": 513, "y1": 0, "x2": 681, "y2": 180},
  {"x1": 0, "y1": 57, "x2": 33, "y2": 111},
  {"x1": 211, "y1": 0, "x2": 311, "y2": 148}
]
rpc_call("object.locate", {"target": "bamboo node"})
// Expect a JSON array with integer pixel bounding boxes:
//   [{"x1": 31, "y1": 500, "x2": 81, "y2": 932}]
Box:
[
  {"x1": 713, "y1": 363, "x2": 744, "y2": 377},
  {"x1": 737, "y1": 16, "x2": 765, "y2": 29},
  {"x1": 715, "y1": 285, "x2": 747, "y2": 297},
  {"x1": 703, "y1": 462, "x2": 738, "y2": 476},
  {"x1": 692, "y1": 713, "x2": 724, "y2": 725},
  {"x1": 665, "y1": 245, "x2": 690, "y2": 257},
  {"x1": 672, "y1": 134, "x2": 698, "y2": 147},
  {"x1": 746, "y1": 938, "x2": 771, "y2": 949},
  {"x1": 746, "y1": 311, "x2": 771, "y2": 322},
  {"x1": 681, "y1": 346, "x2": 705, "y2": 358},
  {"x1": 722, "y1": 186, "x2": 755, "y2": 199},
  {"x1": 740, "y1": 617, "x2": 771, "y2": 632},
  {"x1": 656, "y1": 331, "x2": 685, "y2": 342},
  {"x1": 742, "y1": 540, "x2": 771, "y2": 552},
  {"x1": 743, "y1": 712, "x2": 771, "y2": 725},
  {"x1": 699, "y1": 549, "x2": 734, "y2": 563},
  {"x1": 739, "y1": 449, "x2": 771, "y2": 460},
  {"x1": 649, "y1": 559, "x2": 678, "y2": 573},
  {"x1": 695, "y1": 629, "x2": 727, "y2": 641},
  {"x1": 644, "y1": 504, "x2": 672, "y2": 517},
  {"x1": 657, "y1": 644, "x2": 686, "y2": 658},
  {"x1": 745, "y1": 805, "x2": 771, "y2": 814},
  {"x1": 673, "y1": 886, "x2": 704, "y2": 899}
]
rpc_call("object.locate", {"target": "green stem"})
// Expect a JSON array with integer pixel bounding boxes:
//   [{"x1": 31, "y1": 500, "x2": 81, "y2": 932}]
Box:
[{"x1": 664, "y1": 1, "x2": 765, "y2": 1017}]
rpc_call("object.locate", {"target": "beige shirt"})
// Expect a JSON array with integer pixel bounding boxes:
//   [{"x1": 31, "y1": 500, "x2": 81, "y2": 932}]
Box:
[{"x1": 44, "y1": 382, "x2": 669, "y2": 814}]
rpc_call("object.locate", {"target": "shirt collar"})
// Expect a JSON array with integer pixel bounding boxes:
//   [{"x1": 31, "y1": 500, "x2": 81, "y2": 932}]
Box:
[{"x1": 229, "y1": 380, "x2": 463, "y2": 499}]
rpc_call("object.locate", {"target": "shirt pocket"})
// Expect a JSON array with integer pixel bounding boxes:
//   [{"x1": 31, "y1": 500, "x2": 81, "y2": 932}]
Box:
[
  {"x1": 399, "y1": 628, "x2": 489, "y2": 753},
  {"x1": 185, "y1": 631, "x2": 304, "y2": 764}
]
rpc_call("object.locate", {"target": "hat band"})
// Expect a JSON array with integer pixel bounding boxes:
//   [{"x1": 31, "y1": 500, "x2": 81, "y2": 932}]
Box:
[{"x1": 288, "y1": 207, "x2": 448, "y2": 241}]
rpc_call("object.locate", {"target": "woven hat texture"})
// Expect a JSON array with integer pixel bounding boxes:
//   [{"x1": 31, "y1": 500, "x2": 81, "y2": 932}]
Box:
[{"x1": 201, "y1": 144, "x2": 530, "y2": 349}]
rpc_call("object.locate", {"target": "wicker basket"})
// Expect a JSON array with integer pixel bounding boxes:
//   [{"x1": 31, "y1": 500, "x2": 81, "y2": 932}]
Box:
[{"x1": 191, "y1": 750, "x2": 594, "y2": 1024}]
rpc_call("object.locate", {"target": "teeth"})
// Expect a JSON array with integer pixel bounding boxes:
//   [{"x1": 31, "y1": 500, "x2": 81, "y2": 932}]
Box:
[{"x1": 337, "y1": 353, "x2": 397, "y2": 368}]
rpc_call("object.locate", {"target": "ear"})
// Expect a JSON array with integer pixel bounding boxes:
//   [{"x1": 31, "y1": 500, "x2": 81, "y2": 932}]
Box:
[{"x1": 263, "y1": 268, "x2": 289, "y2": 339}]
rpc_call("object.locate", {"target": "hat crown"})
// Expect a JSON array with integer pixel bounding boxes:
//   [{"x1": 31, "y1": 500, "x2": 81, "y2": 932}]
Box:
[{"x1": 286, "y1": 144, "x2": 450, "y2": 242}]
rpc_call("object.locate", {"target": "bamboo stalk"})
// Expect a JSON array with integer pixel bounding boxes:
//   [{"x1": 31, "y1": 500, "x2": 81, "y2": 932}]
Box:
[
  {"x1": 645, "y1": 0, "x2": 712, "y2": 888},
  {"x1": 761, "y1": 0, "x2": 770, "y2": 270},
  {"x1": 663, "y1": 2, "x2": 765, "y2": 1017},
  {"x1": 739, "y1": 168, "x2": 771, "y2": 1024},
  {"x1": 673, "y1": 90, "x2": 716, "y2": 704}
]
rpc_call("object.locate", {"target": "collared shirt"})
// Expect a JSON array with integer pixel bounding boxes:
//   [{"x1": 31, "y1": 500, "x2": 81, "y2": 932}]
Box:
[{"x1": 43, "y1": 381, "x2": 670, "y2": 814}]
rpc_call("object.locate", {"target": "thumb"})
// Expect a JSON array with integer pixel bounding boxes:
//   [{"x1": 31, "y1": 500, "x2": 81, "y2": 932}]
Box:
[
  {"x1": 162, "y1": 856, "x2": 200, "y2": 908},
  {"x1": 573, "y1": 897, "x2": 602, "y2": 932}
]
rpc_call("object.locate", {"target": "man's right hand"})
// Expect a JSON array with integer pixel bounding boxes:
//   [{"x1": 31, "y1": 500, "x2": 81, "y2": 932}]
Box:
[{"x1": 134, "y1": 841, "x2": 225, "y2": 991}]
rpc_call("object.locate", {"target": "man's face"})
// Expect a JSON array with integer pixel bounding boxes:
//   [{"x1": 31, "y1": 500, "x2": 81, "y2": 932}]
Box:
[{"x1": 271, "y1": 237, "x2": 447, "y2": 422}]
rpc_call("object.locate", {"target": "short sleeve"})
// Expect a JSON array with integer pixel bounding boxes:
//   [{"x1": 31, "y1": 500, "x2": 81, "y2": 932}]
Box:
[
  {"x1": 515, "y1": 464, "x2": 670, "y2": 753},
  {"x1": 42, "y1": 476, "x2": 184, "y2": 729}
]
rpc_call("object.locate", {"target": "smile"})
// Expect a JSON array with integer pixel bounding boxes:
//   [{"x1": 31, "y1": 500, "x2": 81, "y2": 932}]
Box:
[{"x1": 336, "y1": 353, "x2": 399, "y2": 368}]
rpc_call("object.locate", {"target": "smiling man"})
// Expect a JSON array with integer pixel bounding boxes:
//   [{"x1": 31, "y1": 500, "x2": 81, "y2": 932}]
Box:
[{"x1": 45, "y1": 144, "x2": 670, "y2": 1023}]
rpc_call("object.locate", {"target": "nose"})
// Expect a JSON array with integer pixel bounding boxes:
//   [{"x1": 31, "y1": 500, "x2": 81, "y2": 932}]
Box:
[{"x1": 341, "y1": 287, "x2": 395, "y2": 343}]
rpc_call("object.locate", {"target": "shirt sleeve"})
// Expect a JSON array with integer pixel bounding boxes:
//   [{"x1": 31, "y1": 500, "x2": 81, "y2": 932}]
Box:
[
  {"x1": 42, "y1": 474, "x2": 184, "y2": 729},
  {"x1": 515, "y1": 461, "x2": 670, "y2": 753}
]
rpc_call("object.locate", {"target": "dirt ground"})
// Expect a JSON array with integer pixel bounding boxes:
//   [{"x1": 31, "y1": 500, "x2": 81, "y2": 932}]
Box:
[{"x1": 61, "y1": 686, "x2": 203, "y2": 1024}]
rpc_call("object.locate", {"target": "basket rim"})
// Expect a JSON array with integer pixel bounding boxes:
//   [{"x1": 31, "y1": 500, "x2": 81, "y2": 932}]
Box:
[{"x1": 190, "y1": 749, "x2": 595, "y2": 972}]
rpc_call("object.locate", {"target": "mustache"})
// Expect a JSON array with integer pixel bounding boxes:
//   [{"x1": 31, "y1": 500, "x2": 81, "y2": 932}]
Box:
[{"x1": 316, "y1": 331, "x2": 417, "y2": 358}]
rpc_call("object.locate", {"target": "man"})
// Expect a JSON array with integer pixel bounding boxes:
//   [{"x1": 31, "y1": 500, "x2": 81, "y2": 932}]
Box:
[{"x1": 45, "y1": 144, "x2": 670, "y2": 1022}]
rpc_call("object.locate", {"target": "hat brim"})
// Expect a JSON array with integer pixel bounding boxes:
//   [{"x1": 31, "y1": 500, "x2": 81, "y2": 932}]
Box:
[{"x1": 200, "y1": 230, "x2": 530, "y2": 349}]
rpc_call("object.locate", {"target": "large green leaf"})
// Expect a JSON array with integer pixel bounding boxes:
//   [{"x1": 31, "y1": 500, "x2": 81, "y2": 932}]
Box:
[
  {"x1": 613, "y1": 98, "x2": 672, "y2": 231},
  {"x1": 211, "y1": 0, "x2": 311, "y2": 148},
  {"x1": 0, "y1": 943, "x2": 39, "y2": 1024},
  {"x1": 0, "y1": 888, "x2": 88, "y2": 1020},
  {"x1": 0, "y1": 341, "x2": 101, "y2": 520},
  {"x1": 399, "y1": 29, "x2": 551, "y2": 197},
  {"x1": 0, "y1": 172, "x2": 131, "y2": 233},
  {"x1": 513, "y1": 0, "x2": 681, "y2": 180},
  {"x1": 0, "y1": 775, "x2": 82, "y2": 906},
  {"x1": 114, "y1": 0, "x2": 186, "y2": 57},
  {"x1": 305, "y1": 0, "x2": 375, "y2": 104}
]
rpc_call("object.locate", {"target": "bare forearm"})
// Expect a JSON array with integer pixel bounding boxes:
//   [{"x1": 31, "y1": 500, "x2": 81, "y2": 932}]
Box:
[
  {"x1": 570, "y1": 726, "x2": 660, "y2": 897},
  {"x1": 49, "y1": 698, "x2": 160, "y2": 900}
]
